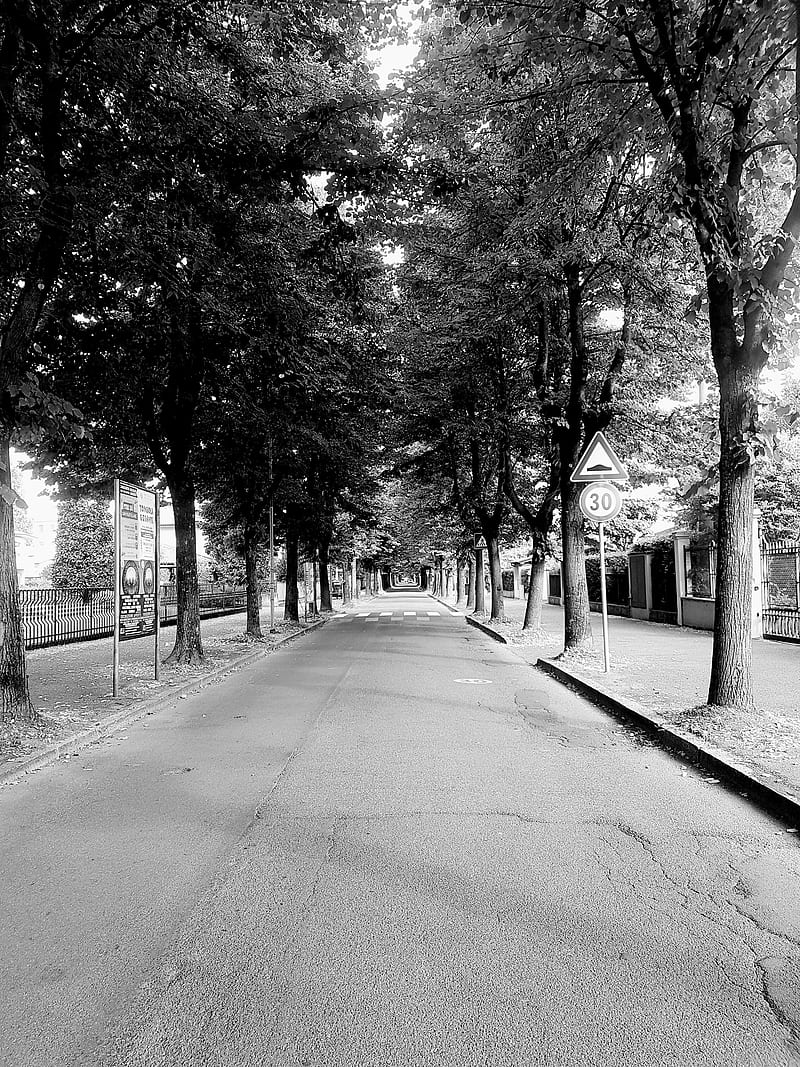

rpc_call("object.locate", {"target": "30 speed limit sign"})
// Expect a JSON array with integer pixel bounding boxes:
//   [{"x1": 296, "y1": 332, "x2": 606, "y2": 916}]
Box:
[{"x1": 579, "y1": 481, "x2": 623, "y2": 523}]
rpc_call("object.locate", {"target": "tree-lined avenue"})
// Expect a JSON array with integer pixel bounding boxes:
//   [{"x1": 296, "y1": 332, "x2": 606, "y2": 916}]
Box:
[{"x1": 1, "y1": 601, "x2": 798, "y2": 1065}]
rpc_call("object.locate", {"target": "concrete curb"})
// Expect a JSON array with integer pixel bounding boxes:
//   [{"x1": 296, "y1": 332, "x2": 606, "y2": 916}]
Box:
[
  {"x1": 464, "y1": 614, "x2": 509, "y2": 644},
  {"x1": 427, "y1": 595, "x2": 509, "y2": 644},
  {"x1": 429, "y1": 593, "x2": 463, "y2": 616},
  {"x1": 536, "y1": 658, "x2": 800, "y2": 828},
  {"x1": 0, "y1": 618, "x2": 327, "y2": 790}
]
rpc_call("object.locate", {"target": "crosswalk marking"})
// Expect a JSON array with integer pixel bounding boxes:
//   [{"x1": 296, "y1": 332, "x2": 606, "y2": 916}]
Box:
[{"x1": 331, "y1": 608, "x2": 455, "y2": 621}]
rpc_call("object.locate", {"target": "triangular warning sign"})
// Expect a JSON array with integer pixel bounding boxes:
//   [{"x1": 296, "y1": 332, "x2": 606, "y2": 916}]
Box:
[{"x1": 570, "y1": 431, "x2": 628, "y2": 483}]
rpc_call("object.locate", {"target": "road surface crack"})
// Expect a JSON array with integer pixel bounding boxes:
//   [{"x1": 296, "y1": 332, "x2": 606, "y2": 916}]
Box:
[
  {"x1": 756, "y1": 957, "x2": 800, "y2": 1047},
  {"x1": 601, "y1": 822, "x2": 800, "y2": 1046},
  {"x1": 262, "y1": 815, "x2": 344, "y2": 1056}
]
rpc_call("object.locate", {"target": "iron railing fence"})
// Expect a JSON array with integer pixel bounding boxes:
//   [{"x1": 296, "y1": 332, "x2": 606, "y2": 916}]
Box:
[
  {"x1": 20, "y1": 583, "x2": 248, "y2": 650},
  {"x1": 762, "y1": 540, "x2": 800, "y2": 642}
]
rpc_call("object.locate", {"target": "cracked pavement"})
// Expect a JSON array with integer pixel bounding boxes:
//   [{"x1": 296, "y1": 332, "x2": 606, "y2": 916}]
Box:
[{"x1": 1, "y1": 592, "x2": 799, "y2": 1066}]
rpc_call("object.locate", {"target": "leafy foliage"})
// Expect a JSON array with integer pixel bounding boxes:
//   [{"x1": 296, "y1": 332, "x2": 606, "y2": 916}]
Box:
[{"x1": 51, "y1": 498, "x2": 113, "y2": 588}]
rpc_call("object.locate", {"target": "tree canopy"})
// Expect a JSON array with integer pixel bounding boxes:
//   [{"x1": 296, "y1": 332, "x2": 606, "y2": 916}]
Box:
[{"x1": 1, "y1": 0, "x2": 799, "y2": 719}]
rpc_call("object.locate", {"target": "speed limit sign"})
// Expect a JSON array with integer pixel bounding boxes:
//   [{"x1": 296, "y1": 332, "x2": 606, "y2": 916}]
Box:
[{"x1": 579, "y1": 481, "x2": 623, "y2": 523}]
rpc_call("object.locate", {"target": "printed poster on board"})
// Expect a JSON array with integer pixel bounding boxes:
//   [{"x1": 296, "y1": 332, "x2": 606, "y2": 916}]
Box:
[{"x1": 118, "y1": 481, "x2": 158, "y2": 640}]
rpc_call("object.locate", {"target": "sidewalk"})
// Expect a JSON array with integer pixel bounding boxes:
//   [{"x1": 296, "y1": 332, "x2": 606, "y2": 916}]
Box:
[
  {"x1": 443, "y1": 595, "x2": 800, "y2": 811},
  {"x1": 0, "y1": 600, "x2": 330, "y2": 778}
]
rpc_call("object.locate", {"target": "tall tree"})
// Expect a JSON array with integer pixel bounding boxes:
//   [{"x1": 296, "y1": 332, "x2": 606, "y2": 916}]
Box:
[{"x1": 450, "y1": 0, "x2": 800, "y2": 706}]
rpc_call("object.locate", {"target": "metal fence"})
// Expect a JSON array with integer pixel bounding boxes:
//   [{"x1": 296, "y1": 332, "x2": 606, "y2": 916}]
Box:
[
  {"x1": 20, "y1": 583, "x2": 248, "y2": 651},
  {"x1": 762, "y1": 540, "x2": 800, "y2": 642}
]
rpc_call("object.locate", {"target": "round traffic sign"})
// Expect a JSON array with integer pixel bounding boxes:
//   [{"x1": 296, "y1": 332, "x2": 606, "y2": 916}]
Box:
[{"x1": 579, "y1": 481, "x2": 623, "y2": 523}]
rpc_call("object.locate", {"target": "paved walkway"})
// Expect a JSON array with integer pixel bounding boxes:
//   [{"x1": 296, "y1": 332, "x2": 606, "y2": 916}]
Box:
[
  {"x1": 444, "y1": 595, "x2": 800, "y2": 802},
  {"x1": 0, "y1": 599, "x2": 330, "y2": 775}
]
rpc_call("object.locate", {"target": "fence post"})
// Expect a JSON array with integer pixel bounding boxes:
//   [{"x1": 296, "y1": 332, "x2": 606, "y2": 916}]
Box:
[
  {"x1": 672, "y1": 531, "x2": 690, "y2": 627},
  {"x1": 751, "y1": 508, "x2": 763, "y2": 639}
]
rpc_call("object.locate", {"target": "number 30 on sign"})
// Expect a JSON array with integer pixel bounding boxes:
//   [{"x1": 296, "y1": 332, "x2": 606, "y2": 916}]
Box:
[{"x1": 579, "y1": 481, "x2": 623, "y2": 523}]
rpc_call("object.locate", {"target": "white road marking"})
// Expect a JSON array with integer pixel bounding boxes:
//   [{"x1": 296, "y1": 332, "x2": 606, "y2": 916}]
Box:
[
  {"x1": 356, "y1": 612, "x2": 370, "y2": 617},
  {"x1": 454, "y1": 678, "x2": 493, "y2": 684},
  {"x1": 380, "y1": 612, "x2": 392, "y2": 617},
  {"x1": 426, "y1": 611, "x2": 440, "y2": 617},
  {"x1": 403, "y1": 611, "x2": 416, "y2": 617},
  {"x1": 366, "y1": 616, "x2": 378, "y2": 622}
]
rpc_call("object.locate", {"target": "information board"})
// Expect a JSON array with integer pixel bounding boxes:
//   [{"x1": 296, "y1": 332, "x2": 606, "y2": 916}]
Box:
[
  {"x1": 117, "y1": 481, "x2": 158, "y2": 640},
  {"x1": 113, "y1": 479, "x2": 160, "y2": 697}
]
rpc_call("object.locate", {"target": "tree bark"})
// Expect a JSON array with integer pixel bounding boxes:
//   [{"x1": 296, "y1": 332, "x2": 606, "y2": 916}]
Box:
[
  {"x1": 707, "y1": 359, "x2": 759, "y2": 708},
  {"x1": 0, "y1": 437, "x2": 32, "y2": 721},
  {"x1": 559, "y1": 263, "x2": 593, "y2": 652},
  {"x1": 318, "y1": 540, "x2": 332, "y2": 612},
  {"x1": 244, "y1": 525, "x2": 262, "y2": 638},
  {"x1": 455, "y1": 558, "x2": 464, "y2": 603},
  {"x1": 164, "y1": 474, "x2": 204, "y2": 664},
  {"x1": 284, "y1": 532, "x2": 299, "y2": 622},
  {"x1": 473, "y1": 548, "x2": 485, "y2": 614},
  {"x1": 486, "y1": 533, "x2": 504, "y2": 621},
  {"x1": 466, "y1": 555, "x2": 475, "y2": 610},
  {"x1": 524, "y1": 552, "x2": 547, "y2": 631},
  {"x1": 561, "y1": 479, "x2": 593, "y2": 651}
]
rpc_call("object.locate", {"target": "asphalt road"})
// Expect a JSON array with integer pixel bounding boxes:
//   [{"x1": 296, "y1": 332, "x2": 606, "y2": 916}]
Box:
[{"x1": 1, "y1": 592, "x2": 799, "y2": 1066}]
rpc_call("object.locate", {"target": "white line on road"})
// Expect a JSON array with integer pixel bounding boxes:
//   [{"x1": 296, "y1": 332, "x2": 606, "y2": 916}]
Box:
[
  {"x1": 426, "y1": 612, "x2": 441, "y2": 617},
  {"x1": 380, "y1": 612, "x2": 392, "y2": 617},
  {"x1": 356, "y1": 612, "x2": 370, "y2": 617},
  {"x1": 403, "y1": 611, "x2": 416, "y2": 617}
]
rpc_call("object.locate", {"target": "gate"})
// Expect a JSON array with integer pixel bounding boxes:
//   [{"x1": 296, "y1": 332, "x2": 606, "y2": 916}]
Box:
[{"x1": 761, "y1": 540, "x2": 800, "y2": 642}]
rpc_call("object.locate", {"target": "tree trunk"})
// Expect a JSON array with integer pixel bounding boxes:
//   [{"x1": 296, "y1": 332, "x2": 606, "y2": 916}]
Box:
[
  {"x1": 486, "y1": 533, "x2": 504, "y2": 621},
  {"x1": 456, "y1": 558, "x2": 464, "y2": 603},
  {"x1": 284, "y1": 532, "x2": 299, "y2": 622},
  {"x1": 466, "y1": 556, "x2": 475, "y2": 610},
  {"x1": 0, "y1": 437, "x2": 32, "y2": 721},
  {"x1": 318, "y1": 541, "x2": 332, "y2": 612},
  {"x1": 473, "y1": 549, "x2": 485, "y2": 614},
  {"x1": 244, "y1": 525, "x2": 262, "y2": 638},
  {"x1": 561, "y1": 479, "x2": 593, "y2": 651},
  {"x1": 351, "y1": 558, "x2": 358, "y2": 602},
  {"x1": 707, "y1": 359, "x2": 759, "y2": 709},
  {"x1": 164, "y1": 474, "x2": 204, "y2": 664},
  {"x1": 524, "y1": 553, "x2": 547, "y2": 631}
]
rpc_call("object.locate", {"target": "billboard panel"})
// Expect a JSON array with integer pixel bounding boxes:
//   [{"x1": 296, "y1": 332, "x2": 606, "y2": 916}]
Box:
[{"x1": 117, "y1": 481, "x2": 158, "y2": 640}]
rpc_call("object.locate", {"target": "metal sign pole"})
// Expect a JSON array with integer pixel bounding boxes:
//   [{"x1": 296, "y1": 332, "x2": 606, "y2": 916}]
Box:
[
  {"x1": 112, "y1": 478, "x2": 121, "y2": 697},
  {"x1": 598, "y1": 520, "x2": 611, "y2": 673},
  {"x1": 154, "y1": 490, "x2": 161, "y2": 681}
]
